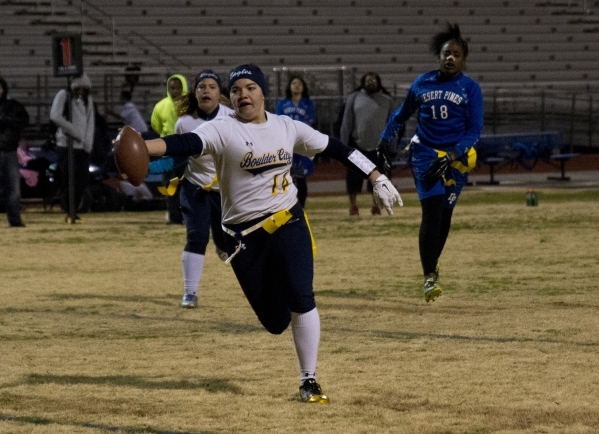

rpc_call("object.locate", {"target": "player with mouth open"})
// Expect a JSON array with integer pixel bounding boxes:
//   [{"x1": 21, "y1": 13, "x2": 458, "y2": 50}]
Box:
[
  {"x1": 378, "y1": 23, "x2": 484, "y2": 302},
  {"x1": 116, "y1": 64, "x2": 402, "y2": 403}
]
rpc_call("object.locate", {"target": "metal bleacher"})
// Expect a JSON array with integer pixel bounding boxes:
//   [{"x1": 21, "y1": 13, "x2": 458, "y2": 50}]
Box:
[{"x1": 0, "y1": 0, "x2": 598, "y2": 130}]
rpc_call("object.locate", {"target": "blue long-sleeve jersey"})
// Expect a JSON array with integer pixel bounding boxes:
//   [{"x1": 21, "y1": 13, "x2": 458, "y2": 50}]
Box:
[
  {"x1": 380, "y1": 70, "x2": 483, "y2": 157},
  {"x1": 275, "y1": 97, "x2": 315, "y2": 126},
  {"x1": 275, "y1": 97, "x2": 316, "y2": 178}
]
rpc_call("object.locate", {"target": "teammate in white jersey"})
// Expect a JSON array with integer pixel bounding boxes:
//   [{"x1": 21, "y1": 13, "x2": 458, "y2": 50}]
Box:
[
  {"x1": 159, "y1": 70, "x2": 234, "y2": 308},
  {"x1": 120, "y1": 64, "x2": 402, "y2": 403}
]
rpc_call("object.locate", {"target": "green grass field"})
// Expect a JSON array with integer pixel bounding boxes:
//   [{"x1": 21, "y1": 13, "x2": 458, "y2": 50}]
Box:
[{"x1": 1, "y1": 188, "x2": 599, "y2": 433}]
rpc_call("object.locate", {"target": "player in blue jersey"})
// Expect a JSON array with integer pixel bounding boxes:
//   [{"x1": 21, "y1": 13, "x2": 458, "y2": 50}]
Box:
[
  {"x1": 275, "y1": 76, "x2": 315, "y2": 125},
  {"x1": 378, "y1": 23, "x2": 484, "y2": 302},
  {"x1": 275, "y1": 76, "x2": 316, "y2": 207}
]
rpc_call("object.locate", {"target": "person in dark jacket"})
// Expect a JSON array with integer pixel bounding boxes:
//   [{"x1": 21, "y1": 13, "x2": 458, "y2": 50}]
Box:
[{"x1": 0, "y1": 77, "x2": 30, "y2": 227}]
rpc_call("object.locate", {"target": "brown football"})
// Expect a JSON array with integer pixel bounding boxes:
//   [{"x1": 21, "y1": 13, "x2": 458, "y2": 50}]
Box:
[{"x1": 114, "y1": 126, "x2": 149, "y2": 186}]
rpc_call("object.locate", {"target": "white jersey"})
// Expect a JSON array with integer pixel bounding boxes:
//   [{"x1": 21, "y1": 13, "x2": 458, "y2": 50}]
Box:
[
  {"x1": 191, "y1": 111, "x2": 329, "y2": 224},
  {"x1": 174, "y1": 103, "x2": 235, "y2": 192}
]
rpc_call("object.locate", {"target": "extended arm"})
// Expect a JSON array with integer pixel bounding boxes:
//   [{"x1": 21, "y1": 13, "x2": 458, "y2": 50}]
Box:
[
  {"x1": 379, "y1": 86, "x2": 417, "y2": 143},
  {"x1": 377, "y1": 87, "x2": 418, "y2": 173},
  {"x1": 321, "y1": 137, "x2": 403, "y2": 213},
  {"x1": 320, "y1": 136, "x2": 378, "y2": 181},
  {"x1": 454, "y1": 82, "x2": 484, "y2": 157},
  {"x1": 144, "y1": 132, "x2": 203, "y2": 158}
]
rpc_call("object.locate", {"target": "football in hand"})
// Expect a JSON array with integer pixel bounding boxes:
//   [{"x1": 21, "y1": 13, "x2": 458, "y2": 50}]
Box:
[{"x1": 114, "y1": 126, "x2": 149, "y2": 186}]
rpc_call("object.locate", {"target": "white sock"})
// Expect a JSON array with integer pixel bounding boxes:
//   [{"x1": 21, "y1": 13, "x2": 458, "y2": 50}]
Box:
[
  {"x1": 182, "y1": 251, "x2": 205, "y2": 296},
  {"x1": 291, "y1": 308, "x2": 320, "y2": 383}
]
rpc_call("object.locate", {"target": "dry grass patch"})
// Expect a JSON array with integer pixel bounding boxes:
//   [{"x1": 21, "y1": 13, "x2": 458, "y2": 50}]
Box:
[{"x1": 1, "y1": 188, "x2": 599, "y2": 433}]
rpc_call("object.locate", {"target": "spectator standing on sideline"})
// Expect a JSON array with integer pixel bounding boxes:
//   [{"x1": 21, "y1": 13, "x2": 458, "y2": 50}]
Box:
[
  {"x1": 150, "y1": 74, "x2": 188, "y2": 224},
  {"x1": 91, "y1": 103, "x2": 113, "y2": 171},
  {"x1": 275, "y1": 76, "x2": 315, "y2": 207},
  {"x1": 118, "y1": 64, "x2": 402, "y2": 403},
  {"x1": 122, "y1": 65, "x2": 141, "y2": 94},
  {"x1": 50, "y1": 73, "x2": 95, "y2": 223},
  {"x1": 0, "y1": 77, "x2": 29, "y2": 227},
  {"x1": 149, "y1": 70, "x2": 233, "y2": 308},
  {"x1": 340, "y1": 72, "x2": 395, "y2": 216},
  {"x1": 378, "y1": 23, "x2": 483, "y2": 302},
  {"x1": 107, "y1": 90, "x2": 148, "y2": 134},
  {"x1": 151, "y1": 74, "x2": 187, "y2": 138}
]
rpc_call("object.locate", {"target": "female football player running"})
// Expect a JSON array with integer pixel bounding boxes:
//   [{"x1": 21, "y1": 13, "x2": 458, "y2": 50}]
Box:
[
  {"x1": 378, "y1": 23, "x2": 484, "y2": 302},
  {"x1": 149, "y1": 70, "x2": 233, "y2": 308},
  {"x1": 122, "y1": 64, "x2": 402, "y2": 403},
  {"x1": 177, "y1": 70, "x2": 232, "y2": 308}
]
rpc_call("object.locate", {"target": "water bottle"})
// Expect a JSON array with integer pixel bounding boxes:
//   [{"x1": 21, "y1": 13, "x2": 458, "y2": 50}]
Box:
[{"x1": 526, "y1": 189, "x2": 538, "y2": 206}]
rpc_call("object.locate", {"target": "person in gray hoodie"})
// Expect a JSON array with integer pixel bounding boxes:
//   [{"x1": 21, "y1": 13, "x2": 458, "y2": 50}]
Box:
[
  {"x1": 50, "y1": 73, "x2": 95, "y2": 222},
  {"x1": 340, "y1": 72, "x2": 395, "y2": 216}
]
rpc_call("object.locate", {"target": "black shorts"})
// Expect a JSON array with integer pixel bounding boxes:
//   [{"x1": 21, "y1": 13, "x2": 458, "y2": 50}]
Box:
[{"x1": 223, "y1": 202, "x2": 315, "y2": 334}]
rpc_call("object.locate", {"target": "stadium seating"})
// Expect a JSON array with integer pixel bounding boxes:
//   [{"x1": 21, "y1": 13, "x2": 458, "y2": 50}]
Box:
[{"x1": 0, "y1": 0, "x2": 597, "y2": 140}]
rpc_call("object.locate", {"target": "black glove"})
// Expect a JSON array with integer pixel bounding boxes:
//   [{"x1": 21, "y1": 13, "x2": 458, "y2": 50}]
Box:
[
  {"x1": 377, "y1": 138, "x2": 396, "y2": 175},
  {"x1": 425, "y1": 151, "x2": 457, "y2": 180}
]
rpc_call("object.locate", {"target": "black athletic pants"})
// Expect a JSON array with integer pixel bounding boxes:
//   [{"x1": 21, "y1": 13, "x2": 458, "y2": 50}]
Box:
[
  {"x1": 419, "y1": 195, "x2": 454, "y2": 276},
  {"x1": 223, "y1": 202, "x2": 315, "y2": 335}
]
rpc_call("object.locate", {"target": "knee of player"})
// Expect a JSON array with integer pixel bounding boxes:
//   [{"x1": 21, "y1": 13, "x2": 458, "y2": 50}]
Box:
[
  {"x1": 184, "y1": 242, "x2": 208, "y2": 255},
  {"x1": 261, "y1": 318, "x2": 291, "y2": 335}
]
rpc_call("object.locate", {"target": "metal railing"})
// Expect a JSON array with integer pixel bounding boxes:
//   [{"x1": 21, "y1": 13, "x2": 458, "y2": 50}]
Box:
[{"x1": 19, "y1": 70, "x2": 599, "y2": 152}]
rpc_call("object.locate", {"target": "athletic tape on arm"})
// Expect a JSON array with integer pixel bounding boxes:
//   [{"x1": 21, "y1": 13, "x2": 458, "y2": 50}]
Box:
[
  {"x1": 319, "y1": 137, "x2": 377, "y2": 178},
  {"x1": 348, "y1": 149, "x2": 377, "y2": 176}
]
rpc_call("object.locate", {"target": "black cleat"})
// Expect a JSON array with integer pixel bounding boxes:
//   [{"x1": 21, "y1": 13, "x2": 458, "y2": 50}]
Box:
[{"x1": 299, "y1": 378, "x2": 330, "y2": 404}]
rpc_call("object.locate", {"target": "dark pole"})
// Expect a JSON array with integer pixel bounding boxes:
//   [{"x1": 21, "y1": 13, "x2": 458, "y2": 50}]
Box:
[
  {"x1": 66, "y1": 76, "x2": 77, "y2": 224},
  {"x1": 589, "y1": 94, "x2": 593, "y2": 148},
  {"x1": 569, "y1": 93, "x2": 576, "y2": 154},
  {"x1": 540, "y1": 90, "x2": 546, "y2": 132}
]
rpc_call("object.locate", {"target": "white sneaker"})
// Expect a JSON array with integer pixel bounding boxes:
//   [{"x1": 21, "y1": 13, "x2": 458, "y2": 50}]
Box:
[{"x1": 181, "y1": 293, "x2": 198, "y2": 308}]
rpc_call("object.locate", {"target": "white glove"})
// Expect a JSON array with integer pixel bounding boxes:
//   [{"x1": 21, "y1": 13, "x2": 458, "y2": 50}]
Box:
[{"x1": 372, "y1": 175, "x2": 403, "y2": 215}]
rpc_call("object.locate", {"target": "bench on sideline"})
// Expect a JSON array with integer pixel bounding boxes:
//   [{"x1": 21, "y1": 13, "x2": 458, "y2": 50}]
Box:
[{"x1": 474, "y1": 131, "x2": 579, "y2": 184}]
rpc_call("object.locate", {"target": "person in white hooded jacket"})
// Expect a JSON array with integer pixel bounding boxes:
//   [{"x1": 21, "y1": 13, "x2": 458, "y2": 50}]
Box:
[{"x1": 50, "y1": 73, "x2": 95, "y2": 222}]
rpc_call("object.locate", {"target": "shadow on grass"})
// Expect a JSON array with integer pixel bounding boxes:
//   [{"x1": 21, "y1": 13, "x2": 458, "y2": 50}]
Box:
[
  {"x1": 45, "y1": 293, "x2": 174, "y2": 306},
  {"x1": 15, "y1": 373, "x2": 243, "y2": 395},
  {"x1": 0, "y1": 413, "x2": 214, "y2": 434},
  {"x1": 367, "y1": 329, "x2": 599, "y2": 347}
]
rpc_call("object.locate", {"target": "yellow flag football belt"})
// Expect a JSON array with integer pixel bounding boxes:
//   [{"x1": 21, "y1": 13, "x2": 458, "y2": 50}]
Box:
[
  {"x1": 157, "y1": 177, "x2": 181, "y2": 196},
  {"x1": 221, "y1": 208, "x2": 317, "y2": 264}
]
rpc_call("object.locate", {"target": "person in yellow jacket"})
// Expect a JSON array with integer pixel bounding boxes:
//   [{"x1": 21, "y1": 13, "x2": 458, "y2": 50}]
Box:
[
  {"x1": 150, "y1": 73, "x2": 189, "y2": 223},
  {"x1": 150, "y1": 73, "x2": 188, "y2": 137}
]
